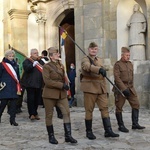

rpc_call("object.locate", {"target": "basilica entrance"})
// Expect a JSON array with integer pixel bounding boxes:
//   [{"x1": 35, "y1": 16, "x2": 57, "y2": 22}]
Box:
[{"x1": 59, "y1": 10, "x2": 75, "y2": 73}]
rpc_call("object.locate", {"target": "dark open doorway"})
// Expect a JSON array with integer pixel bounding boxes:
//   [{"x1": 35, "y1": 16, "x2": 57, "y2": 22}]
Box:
[{"x1": 59, "y1": 9, "x2": 75, "y2": 74}]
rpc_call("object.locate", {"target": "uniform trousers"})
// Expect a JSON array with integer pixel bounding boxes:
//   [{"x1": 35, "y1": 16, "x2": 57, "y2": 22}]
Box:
[
  {"x1": 0, "y1": 99, "x2": 17, "y2": 121},
  {"x1": 84, "y1": 92, "x2": 109, "y2": 120},
  {"x1": 43, "y1": 98, "x2": 70, "y2": 126},
  {"x1": 115, "y1": 91, "x2": 140, "y2": 112}
]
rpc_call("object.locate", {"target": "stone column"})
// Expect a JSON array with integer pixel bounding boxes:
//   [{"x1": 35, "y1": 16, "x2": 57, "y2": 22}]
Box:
[
  {"x1": 8, "y1": 9, "x2": 30, "y2": 56},
  {"x1": 74, "y1": 0, "x2": 84, "y2": 106},
  {"x1": 36, "y1": 10, "x2": 46, "y2": 53},
  {"x1": 30, "y1": 1, "x2": 47, "y2": 53}
]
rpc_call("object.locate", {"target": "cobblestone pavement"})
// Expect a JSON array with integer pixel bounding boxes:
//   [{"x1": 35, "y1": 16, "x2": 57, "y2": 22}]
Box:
[{"x1": 0, "y1": 102, "x2": 150, "y2": 150}]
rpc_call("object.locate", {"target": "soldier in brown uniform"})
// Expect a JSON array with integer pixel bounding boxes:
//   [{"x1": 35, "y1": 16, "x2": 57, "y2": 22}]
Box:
[
  {"x1": 113, "y1": 47, "x2": 145, "y2": 133},
  {"x1": 81, "y1": 42, "x2": 119, "y2": 139},
  {"x1": 42, "y1": 47, "x2": 77, "y2": 144}
]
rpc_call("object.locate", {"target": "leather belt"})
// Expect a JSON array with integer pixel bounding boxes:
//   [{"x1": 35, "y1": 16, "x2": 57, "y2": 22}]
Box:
[
  {"x1": 83, "y1": 76, "x2": 102, "y2": 80},
  {"x1": 123, "y1": 81, "x2": 133, "y2": 84}
]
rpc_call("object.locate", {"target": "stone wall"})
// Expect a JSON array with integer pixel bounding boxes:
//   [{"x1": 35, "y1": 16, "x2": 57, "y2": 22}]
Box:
[{"x1": 133, "y1": 61, "x2": 150, "y2": 108}]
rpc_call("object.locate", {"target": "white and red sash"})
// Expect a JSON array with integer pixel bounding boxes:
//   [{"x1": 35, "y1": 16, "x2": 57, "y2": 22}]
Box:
[
  {"x1": 28, "y1": 58, "x2": 43, "y2": 72},
  {"x1": 2, "y1": 62, "x2": 21, "y2": 95}
]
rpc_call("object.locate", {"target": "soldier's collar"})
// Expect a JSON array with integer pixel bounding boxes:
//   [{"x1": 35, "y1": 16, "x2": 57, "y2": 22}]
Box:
[
  {"x1": 88, "y1": 55, "x2": 98, "y2": 60},
  {"x1": 120, "y1": 58, "x2": 128, "y2": 63},
  {"x1": 51, "y1": 60, "x2": 59, "y2": 64}
]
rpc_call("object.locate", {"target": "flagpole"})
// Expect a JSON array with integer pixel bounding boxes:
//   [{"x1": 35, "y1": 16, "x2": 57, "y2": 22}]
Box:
[
  {"x1": 59, "y1": 26, "x2": 71, "y2": 98},
  {"x1": 58, "y1": 25, "x2": 87, "y2": 56},
  {"x1": 58, "y1": 25, "x2": 125, "y2": 98}
]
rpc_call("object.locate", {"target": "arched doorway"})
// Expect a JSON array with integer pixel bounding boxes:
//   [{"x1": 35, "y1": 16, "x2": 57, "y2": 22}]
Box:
[{"x1": 59, "y1": 10, "x2": 75, "y2": 74}]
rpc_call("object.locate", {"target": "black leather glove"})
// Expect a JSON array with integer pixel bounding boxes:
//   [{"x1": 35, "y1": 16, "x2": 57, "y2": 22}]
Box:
[
  {"x1": 123, "y1": 89, "x2": 130, "y2": 97},
  {"x1": 62, "y1": 84, "x2": 69, "y2": 91},
  {"x1": 99, "y1": 68, "x2": 107, "y2": 77}
]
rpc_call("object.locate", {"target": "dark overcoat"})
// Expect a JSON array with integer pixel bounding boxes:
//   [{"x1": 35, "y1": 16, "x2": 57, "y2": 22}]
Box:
[
  {"x1": 0, "y1": 58, "x2": 20, "y2": 99},
  {"x1": 68, "y1": 68, "x2": 76, "y2": 96},
  {"x1": 21, "y1": 58, "x2": 44, "y2": 88}
]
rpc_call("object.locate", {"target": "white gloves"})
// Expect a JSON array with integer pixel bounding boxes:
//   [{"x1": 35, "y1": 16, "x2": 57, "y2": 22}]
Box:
[
  {"x1": 33, "y1": 61, "x2": 39, "y2": 67},
  {"x1": 0, "y1": 82, "x2": 6, "y2": 91}
]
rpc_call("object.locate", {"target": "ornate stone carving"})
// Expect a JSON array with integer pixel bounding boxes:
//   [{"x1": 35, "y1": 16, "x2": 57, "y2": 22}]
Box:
[
  {"x1": 8, "y1": 9, "x2": 30, "y2": 20},
  {"x1": 35, "y1": 10, "x2": 47, "y2": 23}
]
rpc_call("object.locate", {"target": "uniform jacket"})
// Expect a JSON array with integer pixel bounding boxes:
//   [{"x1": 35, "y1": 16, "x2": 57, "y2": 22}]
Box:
[
  {"x1": 42, "y1": 61, "x2": 67, "y2": 99},
  {"x1": 113, "y1": 59, "x2": 137, "y2": 95},
  {"x1": 80, "y1": 55, "x2": 107, "y2": 94},
  {"x1": 0, "y1": 58, "x2": 20, "y2": 99},
  {"x1": 21, "y1": 58, "x2": 44, "y2": 88}
]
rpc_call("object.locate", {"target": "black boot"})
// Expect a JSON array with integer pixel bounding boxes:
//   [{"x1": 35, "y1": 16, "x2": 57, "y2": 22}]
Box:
[
  {"x1": 85, "y1": 120, "x2": 96, "y2": 140},
  {"x1": 116, "y1": 112, "x2": 129, "y2": 133},
  {"x1": 64, "y1": 123, "x2": 77, "y2": 143},
  {"x1": 102, "y1": 117, "x2": 119, "y2": 137},
  {"x1": 55, "y1": 106, "x2": 63, "y2": 119},
  {"x1": 46, "y1": 125, "x2": 58, "y2": 144},
  {"x1": 16, "y1": 107, "x2": 22, "y2": 114},
  {"x1": 10, "y1": 120, "x2": 18, "y2": 126},
  {"x1": 132, "y1": 109, "x2": 145, "y2": 129}
]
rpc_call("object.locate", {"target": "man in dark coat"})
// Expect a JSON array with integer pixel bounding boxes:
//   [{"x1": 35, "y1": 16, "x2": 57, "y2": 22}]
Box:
[
  {"x1": 68, "y1": 63, "x2": 76, "y2": 107},
  {"x1": 21, "y1": 48, "x2": 44, "y2": 120}
]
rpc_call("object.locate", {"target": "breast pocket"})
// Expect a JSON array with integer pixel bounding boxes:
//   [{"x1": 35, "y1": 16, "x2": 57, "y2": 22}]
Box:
[
  {"x1": 128, "y1": 65, "x2": 133, "y2": 74},
  {"x1": 120, "y1": 67, "x2": 127, "y2": 77}
]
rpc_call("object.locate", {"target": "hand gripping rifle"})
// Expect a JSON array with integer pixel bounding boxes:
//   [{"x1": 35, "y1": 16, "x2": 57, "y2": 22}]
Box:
[{"x1": 58, "y1": 25, "x2": 125, "y2": 97}]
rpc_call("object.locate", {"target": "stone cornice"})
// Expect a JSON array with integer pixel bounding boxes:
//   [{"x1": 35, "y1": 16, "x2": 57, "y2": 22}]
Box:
[
  {"x1": 31, "y1": 0, "x2": 52, "y2": 4},
  {"x1": 8, "y1": 9, "x2": 31, "y2": 20}
]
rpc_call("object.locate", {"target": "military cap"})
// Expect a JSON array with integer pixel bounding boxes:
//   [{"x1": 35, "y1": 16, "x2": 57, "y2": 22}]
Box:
[
  {"x1": 88, "y1": 42, "x2": 98, "y2": 48},
  {"x1": 47, "y1": 47, "x2": 58, "y2": 54},
  {"x1": 121, "y1": 47, "x2": 130, "y2": 53}
]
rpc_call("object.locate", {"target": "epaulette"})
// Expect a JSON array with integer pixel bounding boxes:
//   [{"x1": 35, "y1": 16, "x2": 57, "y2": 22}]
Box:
[{"x1": 115, "y1": 60, "x2": 120, "y2": 64}]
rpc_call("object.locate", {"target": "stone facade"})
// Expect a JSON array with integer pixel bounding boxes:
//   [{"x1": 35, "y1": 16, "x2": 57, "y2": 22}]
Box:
[{"x1": 0, "y1": 0, "x2": 150, "y2": 108}]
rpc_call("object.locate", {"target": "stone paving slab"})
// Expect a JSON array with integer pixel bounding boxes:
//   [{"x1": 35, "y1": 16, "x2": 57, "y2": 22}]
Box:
[{"x1": 0, "y1": 102, "x2": 150, "y2": 150}]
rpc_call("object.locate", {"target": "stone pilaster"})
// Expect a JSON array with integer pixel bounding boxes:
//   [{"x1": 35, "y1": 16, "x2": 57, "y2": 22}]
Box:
[
  {"x1": 8, "y1": 9, "x2": 30, "y2": 56},
  {"x1": 74, "y1": 0, "x2": 84, "y2": 106},
  {"x1": 35, "y1": 10, "x2": 47, "y2": 52}
]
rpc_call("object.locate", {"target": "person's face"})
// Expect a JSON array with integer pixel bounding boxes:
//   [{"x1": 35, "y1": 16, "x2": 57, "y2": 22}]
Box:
[
  {"x1": 122, "y1": 52, "x2": 130, "y2": 62},
  {"x1": 7, "y1": 53, "x2": 14, "y2": 61},
  {"x1": 50, "y1": 52, "x2": 60, "y2": 61},
  {"x1": 88, "y1": 47, "x2": 98, "y2": 56},
  {"x1": 31, "y1": 50, "x2": 39, "y2": 58},
  {"x1": 70, "y1": 63, "x2": 75, "y2": 69},
  {"x1": 133, "y1": 4, "x2": 139, "y2": 12}
]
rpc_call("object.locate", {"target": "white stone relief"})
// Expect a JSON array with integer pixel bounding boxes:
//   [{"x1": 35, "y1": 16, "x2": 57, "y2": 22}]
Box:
[{"x1": 127, "y1": 4, "x2": 146, "y2": 60}]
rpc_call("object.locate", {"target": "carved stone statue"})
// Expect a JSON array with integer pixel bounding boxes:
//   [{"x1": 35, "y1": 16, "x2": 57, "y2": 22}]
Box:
[{"x1": 127, "y1": 4, "x2": 146, "y2": 60}]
